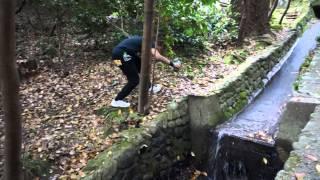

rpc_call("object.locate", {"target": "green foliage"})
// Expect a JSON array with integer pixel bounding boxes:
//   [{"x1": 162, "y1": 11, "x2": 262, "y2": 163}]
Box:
[
  {"x1": 28, "y1": 0, "x2": 238, "y2": 54},
  {"x1": 22, "y1": 154, "x2": 51, "y2": 178},
  {"x1": 159, "y1": 1, "x2": 238, "y2": 55}
]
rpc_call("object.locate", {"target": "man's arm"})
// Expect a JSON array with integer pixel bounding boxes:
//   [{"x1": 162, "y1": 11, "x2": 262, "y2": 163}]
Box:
[{"x1": 151, "y1": 48, "x2": 181, "y2": 69}]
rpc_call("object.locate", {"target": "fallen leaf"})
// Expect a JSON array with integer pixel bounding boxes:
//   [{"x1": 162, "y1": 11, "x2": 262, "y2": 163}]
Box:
[
  {"x1": 316, "y1": 164, "x2": 320, "y2": 174},
  {"x1": 305, "y1": 154, "x2": 318, "y2": 162},
  {"x1": 262, "y1": 157, "x2": 268, "y2": 165},
  {"x1": 294, "y1": 172, "x2": 305, "y2": 180}
]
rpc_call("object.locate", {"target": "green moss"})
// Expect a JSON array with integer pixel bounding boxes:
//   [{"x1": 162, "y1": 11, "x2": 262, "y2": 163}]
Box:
[
  {"x1": 96, "y1": 107, "x2": 144, "y2": 137},
  {"x1": 239, "y1": 91, "x2": 248, "y2": 99},
  {"x1": 284, "y1": 153, "x2": 301, "y2": 172},
  {"x1": 294, "y1": 50, "x2": 315, "y2": 90},
  {"x1": 271, "y1": 24, "x2": 283, "y2": 31},
  {"x1": 22, "y1": 154, "x2": 51, "y2": 178},
  {"x1": 120, "y1": 127, "x2": 146, "y2": 141},
  {"x1": 84, "y1": 127, "x2": 145, "y2": 174},
  {"x1": 156, "y1": 111, "x2": 169, "y2": 122},
  {"x1": 224, "y1": 55, "x2": 235, "y2": 64},
  {"x1": 234, "y1": 99, "x2": 248, "y2": 113},
  {"x1": 224, "y1": 111, "x2": 233, "y2": 119},
  {"x1": 84, "y1": 140, "x2": 132, "y2": 172}
]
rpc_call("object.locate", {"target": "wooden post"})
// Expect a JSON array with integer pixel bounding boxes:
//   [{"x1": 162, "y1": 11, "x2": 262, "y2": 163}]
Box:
[
  {"x1": 0, "y1": 0, "x2": 22, "y2": 179},
  {"x1": 138, "y1": 0, "x2": 155, "y2": 114}
]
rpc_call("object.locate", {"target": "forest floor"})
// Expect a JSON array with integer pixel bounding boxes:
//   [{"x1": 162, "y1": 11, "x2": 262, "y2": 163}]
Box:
[{"x1": 0, "y1": 6, "x2": 305, "y2": 179}]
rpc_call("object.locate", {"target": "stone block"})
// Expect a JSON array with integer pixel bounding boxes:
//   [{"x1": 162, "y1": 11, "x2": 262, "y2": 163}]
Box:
[
  {"x1": 276, "y1": 105, "x2": 320, "y2": 180},
  {"x1": 188, "y1": 94, "x2": 225, "y2": 165},
  {"x1": 117, "y1": 149, "x2": 136, "y2": 169},
  {"x1": 276, "y1": 96, "x2": 319, "y2": 152},
  {"x1": 101, "y1": 160, "x2": 117, "y2": 180},
  {"x1": 168, "y1": 121, "x2": 176, "y2": 128}
]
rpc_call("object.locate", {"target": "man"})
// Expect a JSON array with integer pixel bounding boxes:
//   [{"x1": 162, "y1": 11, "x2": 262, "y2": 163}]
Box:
[{"x1": 111, "y1": 35, "x2": 181, "y2": 108}]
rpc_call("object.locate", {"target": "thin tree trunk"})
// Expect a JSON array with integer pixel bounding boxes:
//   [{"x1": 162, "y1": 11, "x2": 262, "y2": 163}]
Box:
[
  {"x1": 279, "y1": 0, "x2": 292, "y2": 24},
  {"x1": 268, "y1": 0, "x2": 278, "y2": 21},
  {"x1": 138, "y1": 0, "x2": 154, "y2": 115},
  {"x1": 238, "y1": 0, "x2": 248, "y2": 42},
  {"x1": 0, "y1": 0, "x2": 22, "y2": 180}
]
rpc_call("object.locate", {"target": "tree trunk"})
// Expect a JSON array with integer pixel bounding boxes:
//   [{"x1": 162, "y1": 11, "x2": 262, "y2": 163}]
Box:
[
  {"x1": 279, "y1": 0, "x2": 291, "y2": 24},
  {"x1": 138, "y1": 0, "x2": 154, "y2": 115},
  {"x1": 238, "y1": 0, "x2": 270, "y2": 41},
  {"x1": 268, "y1": 0, "x2": 279, "y2": 21},
  {"x1": 0, "y1": 0, "x2": 22, "y2": 180}
]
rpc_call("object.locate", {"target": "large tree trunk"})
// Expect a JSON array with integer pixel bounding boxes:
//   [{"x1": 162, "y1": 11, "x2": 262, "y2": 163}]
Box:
[
  {"x1": 238, "y1": 0, "x2": 270, "y2": 42},
  {"x1": 0, "y1": 0, "x2": 22, "y2": 180}
]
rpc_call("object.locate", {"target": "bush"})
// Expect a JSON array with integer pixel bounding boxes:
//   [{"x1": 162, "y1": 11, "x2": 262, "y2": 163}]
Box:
[{"x1": 25, "y1": 0, "x2": 238, "y2": 55}]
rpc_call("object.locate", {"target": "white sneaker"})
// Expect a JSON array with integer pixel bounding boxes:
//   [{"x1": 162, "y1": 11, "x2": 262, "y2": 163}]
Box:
[
  {"x1": 111, "y1": 100, "x2": 130, "y2": 108},
  {"x1": 149, "y1": 84, "x2": 162, "y2": 93}
]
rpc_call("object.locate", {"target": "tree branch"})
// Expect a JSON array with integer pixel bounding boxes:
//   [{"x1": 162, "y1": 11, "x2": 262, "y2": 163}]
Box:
[{"x1": 15, "y1": 0, "x2": 26, "y2": 14}]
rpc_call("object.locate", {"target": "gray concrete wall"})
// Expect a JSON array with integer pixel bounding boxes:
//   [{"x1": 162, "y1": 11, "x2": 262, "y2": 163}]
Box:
[
  {"x1": 276, "y1": 97, "x2": 319, "y2": 154},
  {"x1": 276, "y1": 46, "x2": 320, "y2": 179},
  {"x1": 276, "y1": 106, "x2": 320, "y2": 179}
]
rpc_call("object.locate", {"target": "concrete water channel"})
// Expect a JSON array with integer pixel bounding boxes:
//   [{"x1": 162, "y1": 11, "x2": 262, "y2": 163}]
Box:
[{"x1": 207, "y1": 21, "x2": 320, "y2": 180}]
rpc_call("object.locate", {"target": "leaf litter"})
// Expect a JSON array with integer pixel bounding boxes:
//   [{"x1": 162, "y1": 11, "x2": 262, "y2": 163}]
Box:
[{"x1": 0, "y1": 28, "x2": 292, "y2": 179}]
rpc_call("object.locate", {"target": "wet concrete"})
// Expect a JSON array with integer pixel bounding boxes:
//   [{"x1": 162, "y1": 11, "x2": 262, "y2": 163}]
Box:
[{"x1": 215, "y1": 21, "x2": 320, "y2": 144}]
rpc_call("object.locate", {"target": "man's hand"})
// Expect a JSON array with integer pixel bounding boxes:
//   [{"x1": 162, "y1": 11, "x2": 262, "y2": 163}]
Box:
[
  {"x1": 172, "y1": 58, "x2": 182, "y2": 71},
  {"x1": 173, "y1": 62, "x2": 181, "y2": 71},
  {"x1": 150, "y1": 48, "x2": 182, "y2": 71}
]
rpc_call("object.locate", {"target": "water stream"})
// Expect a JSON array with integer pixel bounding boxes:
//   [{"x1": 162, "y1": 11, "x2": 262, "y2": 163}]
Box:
[{"x1": 209, "y1": 21, "x2": 320, "y2": 180}]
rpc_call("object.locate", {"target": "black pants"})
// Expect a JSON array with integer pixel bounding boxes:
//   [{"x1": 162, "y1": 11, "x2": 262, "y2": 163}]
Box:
[{"x1": 112, "y1": 48, "x2": 141, "y2": 101}]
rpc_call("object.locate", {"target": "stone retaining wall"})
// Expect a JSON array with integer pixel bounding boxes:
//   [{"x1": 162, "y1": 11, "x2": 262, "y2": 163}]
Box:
[
  {"x1": 82, "y1": 5, "x2": 314, "y2": 179},
  {"x1": 216, "y1": 32, "x2": 297, "y2": 119},
  {"x1": 83, "y1": 99, "x2": 190, "y2": 180}
]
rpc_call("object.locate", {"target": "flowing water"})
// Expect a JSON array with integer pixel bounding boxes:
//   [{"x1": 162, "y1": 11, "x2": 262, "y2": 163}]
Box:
[{"x1": 209, "y1": 21, "x2": 320, "y2": 180}]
